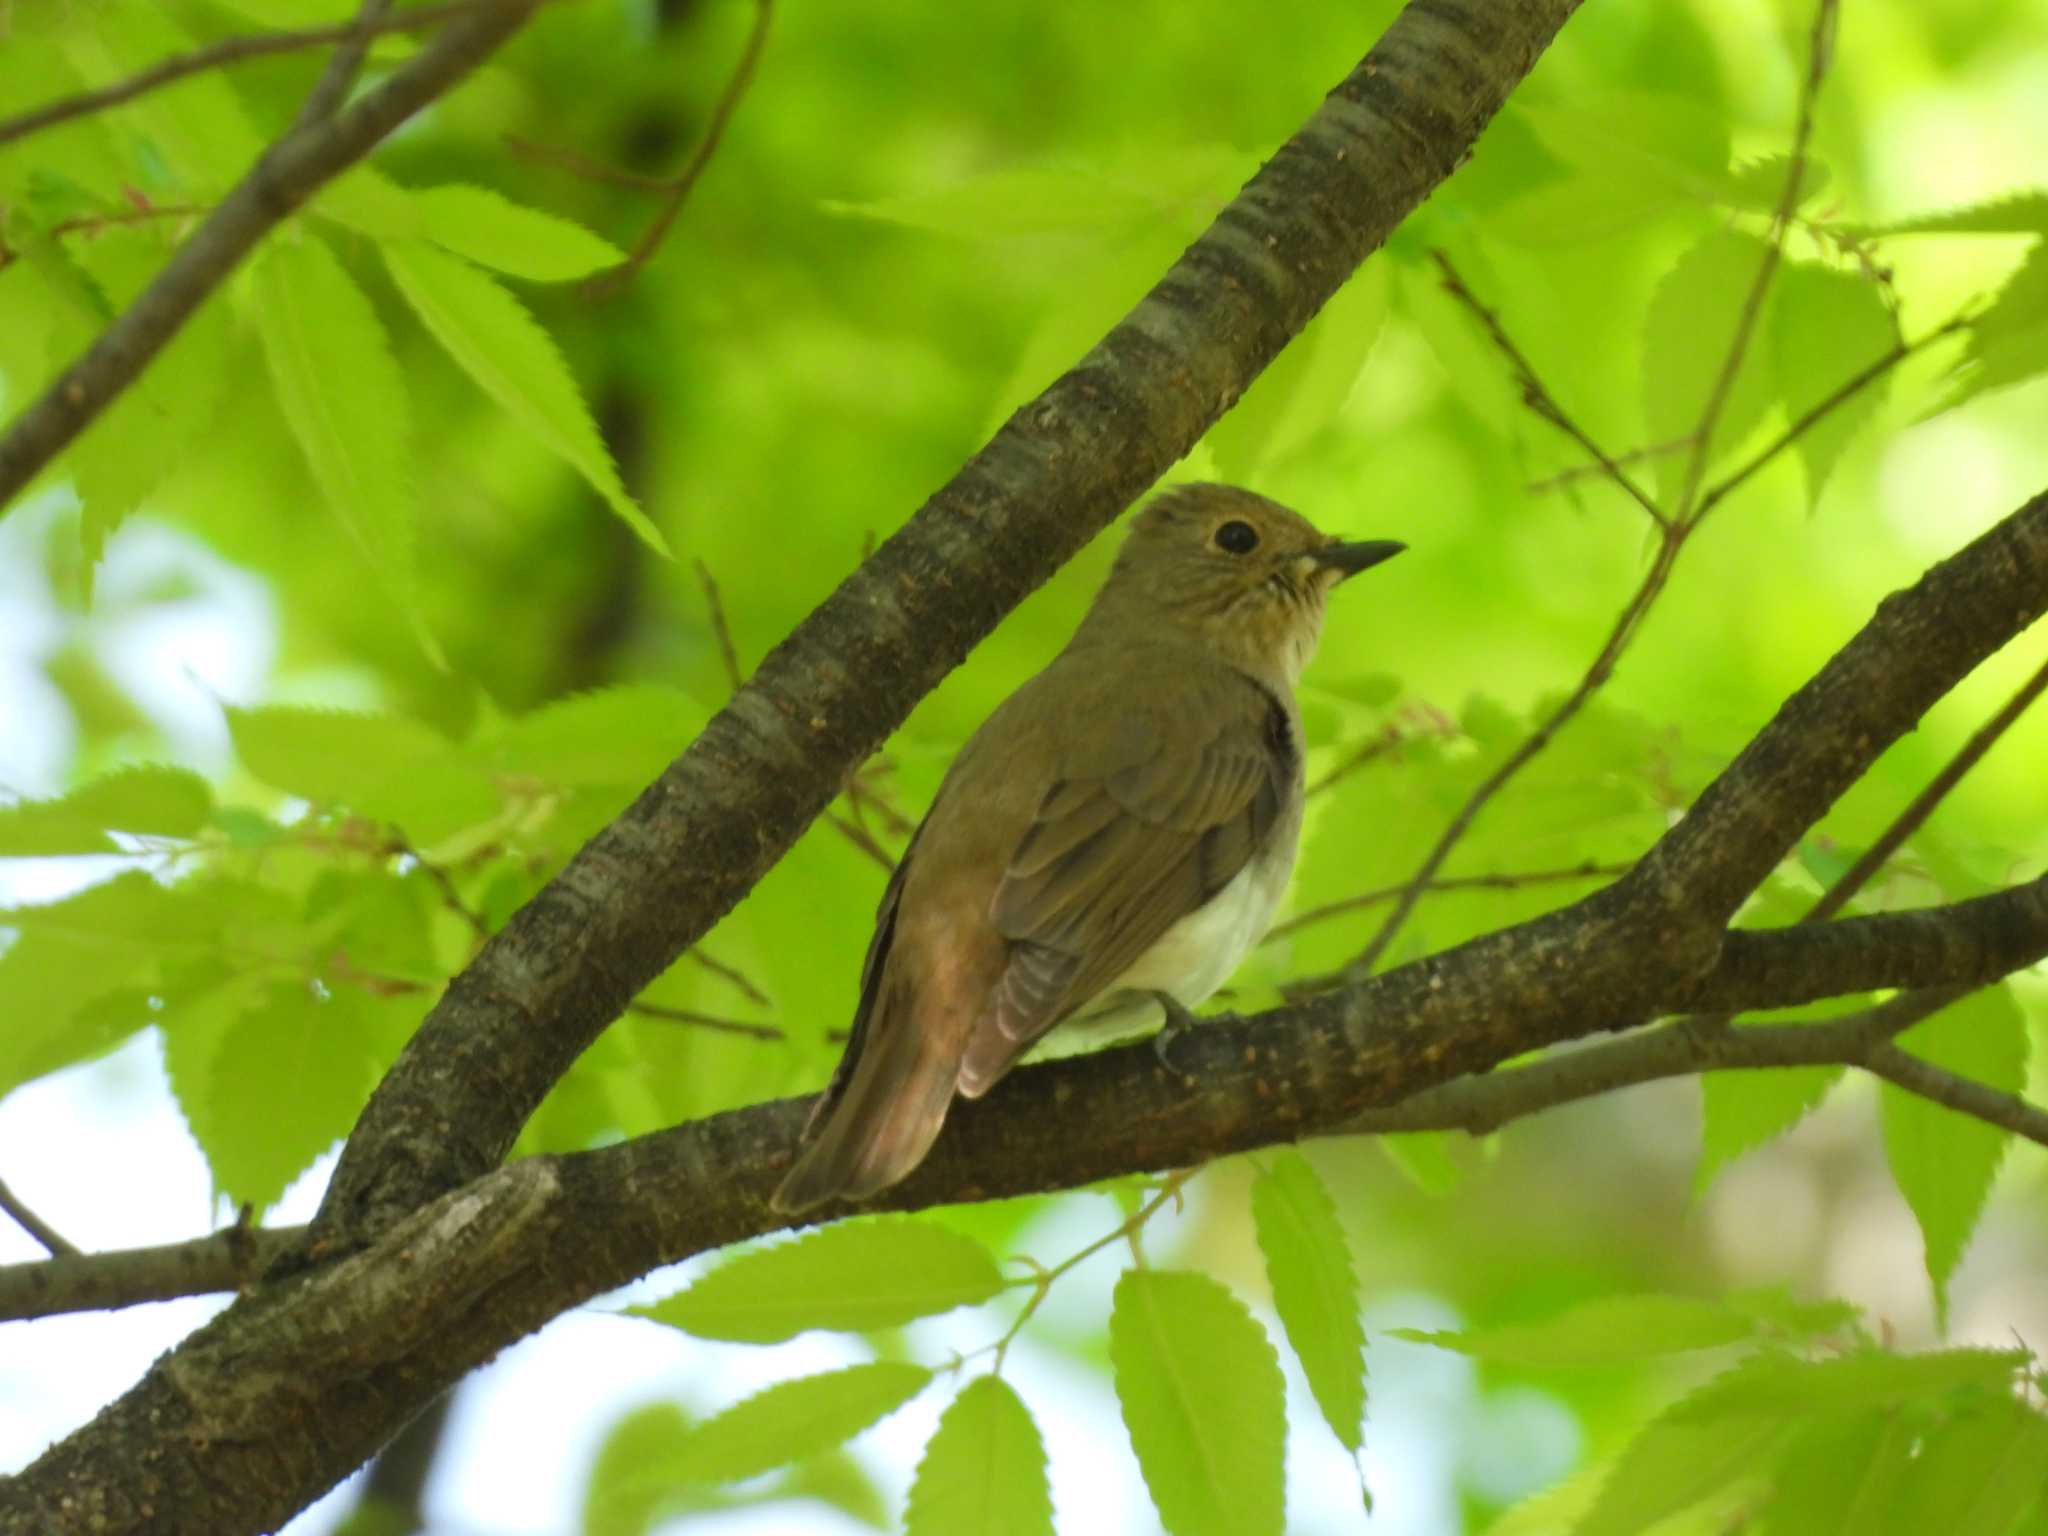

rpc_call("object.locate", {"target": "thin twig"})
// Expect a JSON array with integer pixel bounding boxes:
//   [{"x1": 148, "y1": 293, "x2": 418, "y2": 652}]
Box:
[
  {"x1": 1266, "y1": 861, "x2": 1631, "y2": 943},
  {"x1": 628, "y1": 1002, "x2": 782, "y2": 1041},
  {"x1": 1863, "y1": 1042, "x2": 2048, "y2": 1148},
  {"x1": 1343, "y1": 531, "x2": 1686, "y2": 979},
  {"x1": 0, "y1": 1176, "x2": 78, "y2": 1258},
  {"x1": 1809, "y1": 649, "x2": 2048, "y2": 922},
  {"x1": 845, "y1": 767, "x2": 915, "y2": 837},
  {"x1": 827, "y1": 810, "x2": 898, "y2": 874},
  {"x1": 1673, "y1": 0, "x2": 1838, "y2": 523},
  {"x1": 1692, "y1": 311, "x2": 1973, "y2": 523},
  {"x1": 0, "y1": 0, "x2": 503, "y2": 150},
  {"x1": 0, "y1": 0, "x2": 549, "y2": 507},
  {"x1": 686, "y1": 947, "x2": 771, "y2": 1007},
  {"x1": 388, "y1": 835, "x2": 488, "y2": 940},
  {"x1": 0, "y1": 203, "x2": 209, "y2": 276},
  {"x1": 586, "y1": 0, "x2": 771, "y2": 296},
  {"x1": 1527, "y1": 437, "x2": 1694, "y2": 496},
  {"x1": 1431, "y1": 249, "x2": 1668, "y2": 529},
  {"x1": 1305, "y1": 721, "x2": 1409, "y2": 798},
  {"x1": 503, "y1": 134, "x2": 673, "y2": 189},
  {"x1": 694, "y1": 558, "x2": 745, "y2": 693},
  {"x1": 0, "y1": 1222, "x2": 301, "y2": 1322},
  {"x1": 294, "y1": 0, "x2": 394, "y2": 127}
]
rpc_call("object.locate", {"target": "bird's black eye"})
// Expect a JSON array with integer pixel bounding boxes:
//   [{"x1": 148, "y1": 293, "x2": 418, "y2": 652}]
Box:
[{"x1": 1214, "y1": 519, "x2": 1259, "y2": 554}]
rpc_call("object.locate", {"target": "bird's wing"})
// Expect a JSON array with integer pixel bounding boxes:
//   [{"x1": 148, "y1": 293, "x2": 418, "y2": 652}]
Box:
[{"x1": 960, "y1": 664, "x2": 1295, "y2": 1093}]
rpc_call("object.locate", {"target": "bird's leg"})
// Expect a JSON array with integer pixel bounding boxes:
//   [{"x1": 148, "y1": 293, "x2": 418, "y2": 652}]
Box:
[{"x1": 1148, "y1": 991, "x2": 1218, "y2": 1076}]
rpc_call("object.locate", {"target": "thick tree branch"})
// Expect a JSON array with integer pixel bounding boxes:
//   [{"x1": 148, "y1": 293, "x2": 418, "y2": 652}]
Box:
[
  {"x1": 311, "y1": 0, "x2": 1593, "y2": 1253},
  {"x1": 0, "y1": 0, "x2": 547, "y2": 507}
]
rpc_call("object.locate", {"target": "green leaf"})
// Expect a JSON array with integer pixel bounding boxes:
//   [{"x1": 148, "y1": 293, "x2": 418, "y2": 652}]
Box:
[
  {"x1": 0, "y1": 766, "x2": 210, "y2": 855},
  {"x1": 1670, "y1": 1347, "x2": 2027, "y2": 1423},
  {"x1": 581, "y1": 1402, "x2": 722, "y2": 1536},
  {"x1": 905, "y1": 1377, "x2": 1054, "y2": 1536},
  {"x1": 201, "y1": 983, "x2": 382, "y2": 1210},
  {"x1": 1696, "y1": 1063, "x2": 1845, "y2": 1193},
  {"x1": 1378, "y1": 1132, "x2": 1469, "y2": 1195},
  {"x1": 411, "y1": 184, "x2": 625, "y2": 281},
  {"x1": 253, "y1": 232, "x2": 435, "y2": 662},
  {"x1": 1890, "y1": 1396, "x2": 2048, "y2": 1535},
  {"x1": 1642, "y1": 229, "x2": 1783, "y2": 499},
  {"x1": 1394, "y1": 1293, "x2": 1760, "y2": 1368},
  {"x1": 634, "y1": 1218, "x2": 1006, "y2": 1342},
  {"x1": 1771, "y1": 261, "x2": 1899, "y2": 508},
  {"x1": 1757, "y1": 1412, "x2": 1911, "y2": 1536},
  {"x1": 481, "y1": 685, "x2": 711, "y2": 789},
  {"x1": 226, "y1": 704, "x2": 498, "y2": 844},
  {"x1": 1855, "y1": 193, "x2": 2048, "y2": 238},
  {"x1": 1574, "y1": 1414, "x2": 1788, "y2": 1536},
  {"x1": 1250, "y1": 1151, "x2": 1366, "y2": 1453},
  {"x1": 1880, "y1": 987, "x2": 2028, "y2": 1317},
  {"x1": 1110, "y1": 1269, "x2": 1286, "y2": 1536},
  {"x1": 1934, "y1": 243, "x2": 2048, "y2": 417},
  {"x1": 380, "y1": 239, "x2": 669, "y2": 556},
  {"x1": 1720, "y1": 155, "x2": 1832, "y2": 215},
  {"x1": 673, "y1": 1363, "x2": 931, "y2": 1485}
]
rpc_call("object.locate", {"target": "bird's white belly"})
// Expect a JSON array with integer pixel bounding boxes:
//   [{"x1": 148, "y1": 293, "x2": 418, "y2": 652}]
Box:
[{"x1": 1035, "y1": 834, "x2": 1297, "y2": 1053}]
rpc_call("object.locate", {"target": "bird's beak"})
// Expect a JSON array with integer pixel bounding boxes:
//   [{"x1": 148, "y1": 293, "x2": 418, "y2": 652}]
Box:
[{"x1": 1315, "y1": 539, "x2": 1406, "y2": 580}]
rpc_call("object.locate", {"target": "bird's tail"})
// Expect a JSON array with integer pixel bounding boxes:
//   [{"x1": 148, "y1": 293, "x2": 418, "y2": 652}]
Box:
[{"x1": 772, "y1": 980, "x2": 962, "y2": 1213}]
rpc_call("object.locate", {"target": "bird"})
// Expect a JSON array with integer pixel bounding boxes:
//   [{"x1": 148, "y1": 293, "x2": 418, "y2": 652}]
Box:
[{"x1": 772, "y1": 483, "x2": 1404, "y2": 1213}]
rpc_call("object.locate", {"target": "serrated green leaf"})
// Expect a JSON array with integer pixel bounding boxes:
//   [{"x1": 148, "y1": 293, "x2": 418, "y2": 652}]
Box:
[
  {"x1": 673, "y1": 1363, "x2": 930, "y2": 1485},
  {"x1": 202, "y1": 983, "x2": 382, "y2": 1210},
  {"x1": 1378, "y1": 1131, "x2": 1468, "y2": 1195},
  {"x1": 226, "y1": 704, "x2": 498, "y2": 844},
  {"x1": 254, "y1": 233, "x2": 437, "y2": 664},
  {"x1": 1696, "y1": 1064, "x2": 1844, "y2": 1193},
  {"x1": 381, "y1": 239, "x2": 669, "y2": 556},
  {"x1": 1110, "y1": 1269, "x2": 1285, "y2": 1536},
  {"x1": 1518, "y1": 93, "x2": 1732, "y2": 200},
  {"x1": 905, "y1": 1377, "x2": 1054, "y2": 1536},
  {"x1": 1855, "y1": 193, "x2": 2048, "y2": 238},
  {"x1": 411, "y1": 184, "x2": 625, "y2": 281},
  {"x1": 1771, "y1": 261, "x2": 1899, "y2": 508},
  {"x1": 1395, "y1": 1294, "x2": 1759, "y2": 1368},
  {"x1": 1643, "y1": 229, "x2": 1783, "y2": 500},
  {"x1": 1880, "y1": 987, "x2": 2027, "y2": 1317},
  {"x1": 634, "y1": 1218, "x2": 1006, "y2": 1342},
  {"x1": 313, "y1": 166, "x2": 426, "y2": 243},
  {"x1": 1670, "y1": 1348, "x2": 2027, "y2": 1424},
  {"x1": 0, "y1": 765, "x2": 211, "y2": 855},
  {"x1": 1934, "y1": 244, "x2": 2048, "y2": 417},
  {"x1": 1250, "y1": 1151, "x2": 1365, "y2": 1453},
  {"x1": 1891, "y1": 1396, "x2": 2048, "y2": 1535},
  {"x1": 1720, "y1": 155, "x2": 1832, "y2": 214},
  {"x1": 1757, "y1": 1412, "x2": 1911, "y2": 1536},
  {"x1": 581, "y1": 1402, "x2": 720, "y2": 1536},
  {"x1": 1575, "y1": 1413, "x2": 1789, "y2": 1536}
]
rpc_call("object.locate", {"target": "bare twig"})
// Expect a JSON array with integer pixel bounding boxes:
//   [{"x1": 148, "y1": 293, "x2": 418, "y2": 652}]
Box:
[
  {"x1": 0, "y1": 1222, "x2": 301, "y2": 1322},
  {"x1": 686, "y1": 947, "x2": 771, "y2": 1007},
  {"x1": 503, "y1": 134, "x2": 674, "y2": 189},
  {"x1": 586, "y1": 0, "x2": 772, "y2": 296},
  {"x1": 1431, "y1": 250, "x2": 1668, "y2": 528},
  {"x1": 293, "y1": 0, "x2": 394, "y2": 128},
  {"x1": 1343, "y1": 530, "x2": 1685, "y2": 979},
  {"x1": 1673, "y1": 0, "x2": 1838, "y2": 523},
  {"x1": 0, "y1": 0, "x2": 502, "y2": 150},
  {"x1": 0, "y1": 1175, "x2": 78, "y2": 1258},
  {"x1": 388, "y1": 835, "x2": 488, "y2": 940},
  {"x1": 0, "y1": 203, "x2": 209, "y2": 276},
  {"x1": 827, "y1": 810, "x2": 898, "y2": 874},
  {"x1": 845, "y1": 766, "x2": 915, "y2": 837},
  {"x1": 0, "y1": 0, "x2": 549, "y2": 508},
  {"x1": 694, "y1": 558, "x2": 745, "y2": 693},
  {"x1": 628, "y1": 1002, "x2": 782, "y2": 1041},
  {"x1": 1863, "y1": 1041, "x2": 2048, "y2": 1147},
  {"x1": 1305, "y1": 720, "x2": 1409, "y2": 797},
  {"x1": 1527, "y1": 436, "x2": 1693, "y2": 497},
  {"x1": 1267, "y1": 861, "x2": 1631, "y2": 943}
]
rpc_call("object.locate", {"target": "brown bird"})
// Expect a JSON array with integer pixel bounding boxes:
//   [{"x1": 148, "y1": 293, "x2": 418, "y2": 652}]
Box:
[{"x1": 772, "y1": 483, "x2": 1404, "y2": 1212}]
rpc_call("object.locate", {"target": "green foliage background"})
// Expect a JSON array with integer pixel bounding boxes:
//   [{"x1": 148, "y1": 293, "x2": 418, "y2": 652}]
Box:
[{"x1": 2, "y1": 0, "x2": 2047, "y2": 1531}]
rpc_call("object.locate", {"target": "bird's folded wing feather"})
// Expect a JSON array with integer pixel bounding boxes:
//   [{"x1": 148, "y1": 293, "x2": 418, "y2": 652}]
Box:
[{"x1": 966, "y1": 667, "x2": 1291, "y2": 1087}]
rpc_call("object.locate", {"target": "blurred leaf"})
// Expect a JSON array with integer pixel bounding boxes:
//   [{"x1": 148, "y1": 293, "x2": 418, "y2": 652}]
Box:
[
  {"x1": 671, "y1": 1362, "x2": 931, "y2": 1485},
  {"x1": 1889, "y1": 1395, "x2": 2048, "y2": 1535},
  {"x1": 1378, "y1": 1131, "x2": 1468, "y2": 1195},
  {"x1": 581, "y1": 1402, "x2": 724, "y2": 1536},
  {"x1": 1643, "y1": 229, "x2": 1782, "y2": 499},
  {"x1": 1671, "y1": 1347, "x2": 2027, "y2": 1422},
  {"x1": 634, "y1": 1218, "x2": 1006, "y2": 1342},
  {"x1": 1110, "y1": 1269, "x2": 1285, "y2": 1536},
  {"x1": 1696, "y1": 1063, "x2": 1844, "y2": 1193},
  {"x1": 1855, "y1": 194, "x2": 2048, "y2": 237},
  {"x1": 381, "y1": 239, "x2": 670, "y2": 556},
  {"x1": 1771, "y1": 260, "x2": 1899, "y2": 508},
  {"x1": 1720, "y1": 155, "x2": 1832, "y2": 214},
  {"x1": 0, "y1": 765, "x2": 210, "y2": 855},
  {"x1": 1931, "y1": 243, "x2": 2048, "y2": 417},
  {"x1": 1880, "y1": 986, "x2": 2028, "y2": 1316},
  {"x1": 905, "y1": 1377, "x2": 1054, "y2": 1536},
  {"x1": 1250, "y1": 1151, "x2": 1366, "y2": 1453},
  {"x1": 253, "y1": 232, "x2": 434, "y2": 661},
  {"x1": 226, "y1": 704, "x2": 498, "y2": 844},
  {"x1": 1756, "y1": 1412, "x2": 1911, "y2": 1536},
  {"x1": 480, "y1": 685, "x2": 711, "y2": 788},
  {"x1": 410, "y1": 184, "x2": 626, "y2": 281},
  {"x1": 1395, "y1": 1293, "x2": 1761, "y2": 1368},
  {"x1": 1575, "y1": 1413, "x2": 1787, "y2": 1536}
]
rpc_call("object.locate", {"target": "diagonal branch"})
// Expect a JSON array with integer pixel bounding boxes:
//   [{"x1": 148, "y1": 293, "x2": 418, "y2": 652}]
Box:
[
  {"x1": 0, "y1": 1174, "x2": 78, "y2": 1257},
  {"x1": 0, "y1": 0, "x2": 548, "y2": 508}
]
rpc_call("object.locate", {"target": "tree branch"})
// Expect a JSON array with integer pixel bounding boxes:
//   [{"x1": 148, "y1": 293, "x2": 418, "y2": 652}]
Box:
[
  {"x1": 0, "y1": 1224, "x2": 300, "y2": 1323},
  {"x1": 0, "y1": 0, "x2": 547, "y2": 508},
  {"x1": 0, "y1": 1174, "x2": 78, "y2": 1258}
]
